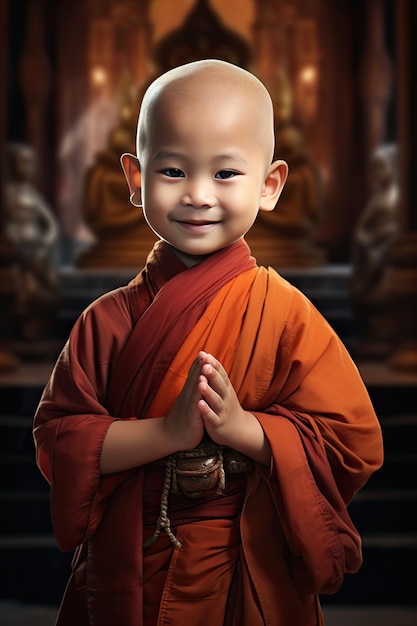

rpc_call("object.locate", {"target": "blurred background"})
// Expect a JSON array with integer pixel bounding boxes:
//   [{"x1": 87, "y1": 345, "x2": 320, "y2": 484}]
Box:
[{"x1": 0, "y1": 0, "x2": 416, "y2": 623}]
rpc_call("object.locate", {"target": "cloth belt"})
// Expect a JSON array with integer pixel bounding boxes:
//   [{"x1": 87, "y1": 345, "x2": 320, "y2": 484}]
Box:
[{"x1": 145, "y1": 443, "x2": 254, "y2": 549}]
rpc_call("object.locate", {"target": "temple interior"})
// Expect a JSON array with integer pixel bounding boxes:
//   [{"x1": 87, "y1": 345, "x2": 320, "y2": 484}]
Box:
[{"x1": 0, "y1": 0, "x2": 416, "y2": 623}]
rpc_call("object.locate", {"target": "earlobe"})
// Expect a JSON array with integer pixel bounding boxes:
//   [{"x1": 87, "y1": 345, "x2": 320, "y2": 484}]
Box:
[
  {"x1": 120, "y1": 152, "x2": 142, "y2": 207},
  {"x1": 259, "y1": 160, "x2": 288, "y2": 212}
]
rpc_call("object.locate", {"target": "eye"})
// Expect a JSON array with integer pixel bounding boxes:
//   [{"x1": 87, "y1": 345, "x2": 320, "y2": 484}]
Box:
[
  {"x1": 160, "y1": 168, "x2": 185, "y2": 178},
  {"x1": 215, "y1": 169, "x2": 239, "y2": 180}
]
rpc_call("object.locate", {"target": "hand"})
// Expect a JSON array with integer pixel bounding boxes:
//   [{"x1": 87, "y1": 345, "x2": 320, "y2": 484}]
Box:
[
  {"x1": 164, "y1": 354, "x2": 205, "y2": 451},
  {"x1": 197, "y1": 352, "x2": 271, "y2": 465},
  {"x1": 197, "y1": 351, "x2": 250, "y2": 447}
]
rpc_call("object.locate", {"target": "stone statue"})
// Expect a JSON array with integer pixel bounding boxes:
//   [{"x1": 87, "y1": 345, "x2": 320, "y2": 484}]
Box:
[
  {"x1": 350, "y1": 143, "x2": 400, "y2": 357},
  {"x1": 245, "y1": 69, "x2": 325, "y2": 267},
  {"x1": 5, "y1": 142, "x2": 61, "y2": 342},
  {"x1": 77, "y1": 70, "x2": 157, "y2": 269}
]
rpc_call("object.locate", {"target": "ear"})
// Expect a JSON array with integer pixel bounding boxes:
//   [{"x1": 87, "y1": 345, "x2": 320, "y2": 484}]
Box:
[
  {"x1": 120, "y1": 152, "x2": 142, "y2": 207},
  {"x1": 259, "y1": 160, "x2": 288, "y2": 212}
]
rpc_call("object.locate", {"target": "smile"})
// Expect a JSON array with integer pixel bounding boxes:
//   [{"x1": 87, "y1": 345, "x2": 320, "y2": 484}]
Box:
[{"x1": 176, "y1": 220, "x2": 220, "y2": 232}]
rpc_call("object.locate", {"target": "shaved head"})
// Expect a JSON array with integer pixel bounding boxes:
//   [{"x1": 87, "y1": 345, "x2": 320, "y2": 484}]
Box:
[{"x1": 137, "y1": 59, "x2": 275, "y2": 165}]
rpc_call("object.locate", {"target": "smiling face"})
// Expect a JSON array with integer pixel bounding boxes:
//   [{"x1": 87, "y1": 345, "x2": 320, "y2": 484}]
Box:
[{"x1": 124, "y1": 60, "x2": 287, "y2": 266}]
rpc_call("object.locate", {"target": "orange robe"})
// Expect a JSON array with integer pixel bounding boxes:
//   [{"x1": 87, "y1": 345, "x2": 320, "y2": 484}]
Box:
[{"x1": 33, "y1": 239, "x2": 383, "y2": 626}]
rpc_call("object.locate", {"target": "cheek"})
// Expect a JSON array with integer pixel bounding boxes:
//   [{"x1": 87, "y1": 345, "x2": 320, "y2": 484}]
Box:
[
  {"x1": 142, "y1": 182, "x2": 164, "y2": 211},
  {"x1": 226, "y1": 183, "x2": 261, "y2": 215},
  {"x1": 149, "y1": 179, "x2": 179, "y2": 204}
]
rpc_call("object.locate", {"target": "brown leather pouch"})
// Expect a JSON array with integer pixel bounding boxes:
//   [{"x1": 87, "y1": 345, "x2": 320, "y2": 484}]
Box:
[{"x1": 171, "y1": 443, "x2": 254, "y2": 498}]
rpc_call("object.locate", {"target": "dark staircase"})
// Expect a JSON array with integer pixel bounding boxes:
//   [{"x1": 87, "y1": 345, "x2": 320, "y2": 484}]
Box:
[
  {"x1": 0, "y1": 266, "x2": 416, "y2": 607},
  {"x1": 320, "y1": 387, "x2": 417, "y2": 606},
  {"x1": 0, "y1": 387, "x2": 72, "y2": 605}
]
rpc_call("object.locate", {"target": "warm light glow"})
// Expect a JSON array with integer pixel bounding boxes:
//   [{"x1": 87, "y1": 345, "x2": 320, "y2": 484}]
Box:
[
  {"x1": 299, "y1": 65, "x2": 317, "y2": 85},
  {"x1": 295, "y1": 64, "x2": 319, "y2": 121},
  {"x1": 91, "y1": 67, "x2": 108, "y2": 86}
]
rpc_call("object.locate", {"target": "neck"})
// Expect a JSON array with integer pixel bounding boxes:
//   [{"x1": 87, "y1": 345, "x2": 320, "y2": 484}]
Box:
[
  {"x1": 168, "y1": 239, "x2": 247, "y2": 268},
  {"x1": 169, "y1": 246, "x2": 210, "y2": 268}
]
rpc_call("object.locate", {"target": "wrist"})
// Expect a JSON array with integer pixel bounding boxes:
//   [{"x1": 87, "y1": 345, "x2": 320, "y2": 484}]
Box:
[{"x1": 233, "y1": 411, "x2": 271, "y2": 466}]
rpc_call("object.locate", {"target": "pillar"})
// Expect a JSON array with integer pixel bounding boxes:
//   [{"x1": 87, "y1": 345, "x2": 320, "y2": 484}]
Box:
[{"x1": 386, "y1": 0, "x2": 417, "y2": 371}]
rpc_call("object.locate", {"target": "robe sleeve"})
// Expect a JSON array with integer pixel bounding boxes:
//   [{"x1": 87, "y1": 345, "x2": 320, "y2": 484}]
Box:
[
  {"x1": 254, "y1": 410, "x2": 363, "y2": 594},
  {"x1": 268, "y1": 284, "x2": 384, "y2": 502},
  {"x1": 33, "y1": 289, "x2": 136, "y2": 551}
]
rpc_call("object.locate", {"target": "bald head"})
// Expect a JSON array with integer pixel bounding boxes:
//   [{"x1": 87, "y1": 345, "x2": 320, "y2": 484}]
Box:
[{"x1": 137, "y1": 59, "x2": 275, "y2": 165}]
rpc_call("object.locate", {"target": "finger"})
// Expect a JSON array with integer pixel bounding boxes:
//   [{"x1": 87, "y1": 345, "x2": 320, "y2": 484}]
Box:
[
  {"x1": 186, "y1": 354, "x2": 204, "y2": 383},
  {"x1": 198, "y1": 377, "x2": 223, "y2": 414},
  {"x1": 201, "y1": 362, "x2": 229, "y2": 398},
  {"x1": 202, "y1": 353, "x2": 229, "y2": 382},
  {"x1": 198, "y1": 397, "x2": 220, "y2": 424}
]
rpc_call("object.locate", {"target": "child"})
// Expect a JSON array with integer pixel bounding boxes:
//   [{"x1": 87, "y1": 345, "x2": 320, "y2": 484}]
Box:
[{"x1": 33, "y1": 59, "x2": 383, "y2": 626}]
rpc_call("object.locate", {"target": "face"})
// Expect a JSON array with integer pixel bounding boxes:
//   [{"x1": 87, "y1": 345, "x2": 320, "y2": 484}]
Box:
[{"x1": 137, "y1": 93, "x2": 283, "y2": 266}]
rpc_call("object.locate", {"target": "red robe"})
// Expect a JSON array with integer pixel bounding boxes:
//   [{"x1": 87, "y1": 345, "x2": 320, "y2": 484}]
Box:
[{"x1": 33, "y1": 239, "x2": 383, "y2": 625}]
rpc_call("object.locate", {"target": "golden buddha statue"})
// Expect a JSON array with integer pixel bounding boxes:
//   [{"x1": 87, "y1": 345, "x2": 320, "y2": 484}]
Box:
[
  {"x1": 77, "y1": 0, "x2": 253, "y2": 269},
  {"x1": 77, "y1": 70, "x2": 157, "y2": 269},
  {"x1": 245, "y1": 70, "x2": 325, "y2": 268}
]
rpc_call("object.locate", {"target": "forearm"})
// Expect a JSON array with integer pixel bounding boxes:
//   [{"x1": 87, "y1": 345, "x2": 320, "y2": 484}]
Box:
[{"x1": 100, "y1": 416, "x2": 180, "y2": 474}]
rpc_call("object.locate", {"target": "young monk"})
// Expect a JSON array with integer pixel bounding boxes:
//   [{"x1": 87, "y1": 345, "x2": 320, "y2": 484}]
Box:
[{"x1": 33, "y1": 59, "x2": 383, "y2": 626}]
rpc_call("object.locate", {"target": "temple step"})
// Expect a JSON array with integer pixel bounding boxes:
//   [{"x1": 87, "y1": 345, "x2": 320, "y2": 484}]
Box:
[
  {"x1": 321, "y1": 534, "x2": 417, "y2": 606},
  {"x1": 0, "y1": 536, "x2": 72, "y2": 606}
]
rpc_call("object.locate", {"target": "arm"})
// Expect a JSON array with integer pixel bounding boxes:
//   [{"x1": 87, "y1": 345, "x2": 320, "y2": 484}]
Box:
[
  {"x1": 100, "y1": 354, "x2": 206, "y2": 473},
  {"x1": 34, "y1": 293, "x2": 208, "y2": 548},
  {"x1": 213, "y1": 269, "x2": 383, "y2": 593},
  {"x1": 33, "y1": 291, "x2": 140, "y2": 549}
]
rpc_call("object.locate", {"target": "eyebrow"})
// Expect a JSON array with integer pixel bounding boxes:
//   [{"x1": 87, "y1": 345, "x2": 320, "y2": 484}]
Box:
[
  {"x1": 153, "y1": 150, "x2": 248, "y2": 164},
  {"x1": 153, "y1": 150, "x2": 184, "y2": 160},
  {"x1": 215, "y1": 152, "x2": 248, "y2": 164}
]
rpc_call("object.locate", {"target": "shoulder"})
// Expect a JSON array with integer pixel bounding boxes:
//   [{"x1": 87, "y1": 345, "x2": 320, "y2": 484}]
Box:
[
  {"x1": 265, "y1": 266, "x2": 333, "y2": 331},
  {"x1": 265, "y1": 266, "x2": 305, "y2": 307},
  {"x1": 77, "y1": 285, "x2": 133, "y2": 331},
  {"x1": 63, "y1": 285, "x2": 135, "y2": 367}
]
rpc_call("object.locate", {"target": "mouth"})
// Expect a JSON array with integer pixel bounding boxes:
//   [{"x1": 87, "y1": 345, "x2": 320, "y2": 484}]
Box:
[{"x1": 175, "y1": 219, "x2": 220, "y2": 232}]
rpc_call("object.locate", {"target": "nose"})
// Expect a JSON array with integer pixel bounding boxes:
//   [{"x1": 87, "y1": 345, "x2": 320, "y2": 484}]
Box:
[{"x1": 180, "y1": 177, "x2": 216, "y2": 208}]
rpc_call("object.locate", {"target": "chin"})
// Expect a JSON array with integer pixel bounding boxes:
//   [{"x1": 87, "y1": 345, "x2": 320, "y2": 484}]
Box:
[{"x1": 170, "y1": 246, "x2": 210, "y2": 267}]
